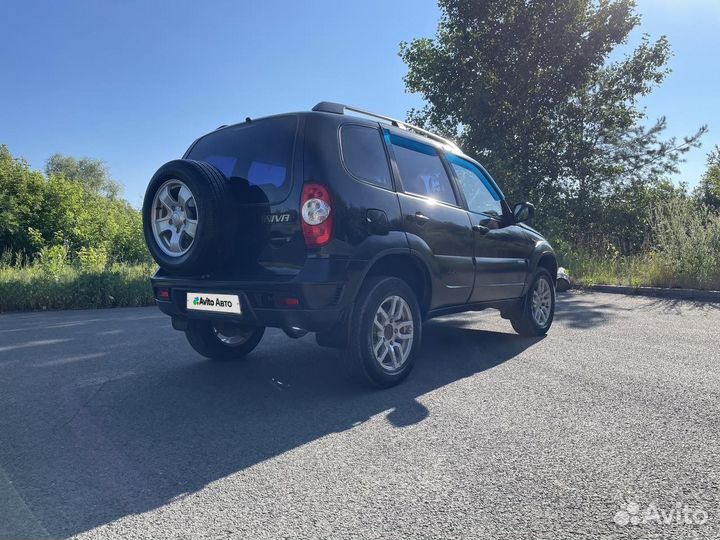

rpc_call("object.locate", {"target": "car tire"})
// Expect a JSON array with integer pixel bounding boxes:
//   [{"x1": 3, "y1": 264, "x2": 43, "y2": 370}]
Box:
[
  {"x1": 185, "y1": 320, "x2": 265, "y2": 361},
  {"x1": 142, "y1": 159, "x2": 233, "y2": 275},
  {"x1": 348, "y1": 276, "x2": 422, "y2": 388},
  {"x1": 511, "y1": 267, "x2": 555, "y2": 337}
]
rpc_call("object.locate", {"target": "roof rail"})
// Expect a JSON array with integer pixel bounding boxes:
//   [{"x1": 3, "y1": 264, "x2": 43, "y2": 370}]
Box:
[{"x1": 312, "y1": 101, "x2": 460, "y2": 151}]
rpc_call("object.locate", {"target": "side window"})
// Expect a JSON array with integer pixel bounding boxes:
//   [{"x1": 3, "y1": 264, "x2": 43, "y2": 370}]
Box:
[
  {"x1": 448, "y1": 156, "x2": 502, "y2": 217},
  {"x1": 340, "y1": 125, "x2": 392, "y2": 188},
  {"x1": 389, "y1": 134, "x2": 457, "y2": 206}
]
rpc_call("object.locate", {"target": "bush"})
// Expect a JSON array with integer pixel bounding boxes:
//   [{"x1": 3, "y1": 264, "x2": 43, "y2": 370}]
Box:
[
  {"x1": 0, "y1": 145, "x2": 150, "y2": 265},
  {"x1": 77, "y1": 246, "x2": 109, "y2": 272},
  {"x1": 0, "y1": 147, "x2": 156, "y2": 312},
  {"x1": 0, "y1": 262, "x2": 155, "y2": 312},
  {"x1": 650, "y1": 197, "x2": 720, "y2": 289},
  {"x1": 558, "y1": 197, "x2": 720, "y2": 290},
  {"x1": 36, "y1": 244, "x2": 70, "y2": 276}
]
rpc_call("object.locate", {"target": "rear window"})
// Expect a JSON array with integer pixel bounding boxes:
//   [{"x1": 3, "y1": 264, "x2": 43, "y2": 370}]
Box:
[
  {"x1": 340, "y1": 124, "x2": 392, "y2": 188},
  {"x1": 186, "y1": 115, "x2": 298, "y2": 203}
]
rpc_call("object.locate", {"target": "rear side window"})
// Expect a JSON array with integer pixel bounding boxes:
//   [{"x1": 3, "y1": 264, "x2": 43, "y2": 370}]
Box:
[
  {"x1": 389, "y1": 134, "x2": 457, "y2": 206},
  {"x1": 186, "y1": 115, "x2": 297, "y2": 204},
  {"x1": 340, "y1": 124, "x2": 392, "y2": 188}
]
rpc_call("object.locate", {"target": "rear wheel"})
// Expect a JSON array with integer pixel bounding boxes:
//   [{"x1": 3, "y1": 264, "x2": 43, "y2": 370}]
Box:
[
  {"x1": 185, "y1": 320, "x2": 265, "y2": 360},
  {"x1": 511, "y1": 268, "x2": 555, "y2": 336},
  {"x1": 348, "y1": 276, "x2": 421, "y2": 388}
]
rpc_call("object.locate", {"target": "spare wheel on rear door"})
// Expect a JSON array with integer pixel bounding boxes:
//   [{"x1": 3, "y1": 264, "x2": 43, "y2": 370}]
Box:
[{"x1": 142, "y1": 159, "x2": 233, "y2": 274}]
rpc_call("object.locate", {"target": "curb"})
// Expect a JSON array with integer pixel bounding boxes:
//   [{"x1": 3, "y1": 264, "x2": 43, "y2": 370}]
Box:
[{"x1": 583, "y1": 284, "x2": 720, "y2": 303}]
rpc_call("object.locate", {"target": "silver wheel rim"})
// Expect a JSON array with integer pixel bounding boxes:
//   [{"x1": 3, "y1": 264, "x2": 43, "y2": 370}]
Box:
[
  {"x1": 213, "y1": 324, "x2": 254, "y2": 346},
  {"x1": 151, "y1": 179, "x2": 199, "y2": 257},
  {"x1": 372, "y1": 295, "x2": 414, "y2": 372},
  {"x1": 531, "y1": 276, "x2": 552, "y2": 327}
]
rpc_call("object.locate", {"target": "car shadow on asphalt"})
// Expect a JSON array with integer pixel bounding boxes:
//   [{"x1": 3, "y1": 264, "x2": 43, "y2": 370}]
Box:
[{"x1": 1, "y1": 316, "x2": 544, "y2": 539}]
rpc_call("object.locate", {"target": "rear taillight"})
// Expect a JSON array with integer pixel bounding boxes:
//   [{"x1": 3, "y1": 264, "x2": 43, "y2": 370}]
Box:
[{"x1": 301, "y1": 183, "x2": 333, "y2": 247}]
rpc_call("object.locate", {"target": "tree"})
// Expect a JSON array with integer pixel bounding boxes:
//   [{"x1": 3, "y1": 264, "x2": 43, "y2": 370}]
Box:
[
  {"x1": 0, "y1": 145, "x2": 46, "y2": 255},
  {"x1": 400, "y1": 0, "x2": 705, "y2": 250},
  {"x1": 694, "y1": 146, "x2": 720, "y2": 213},
  {"x1": 45, "y1": 154, "x2": 122, "y2": 199},
  {"x1": 0, "y1": 146, "x2": 149, "y2": 264}
]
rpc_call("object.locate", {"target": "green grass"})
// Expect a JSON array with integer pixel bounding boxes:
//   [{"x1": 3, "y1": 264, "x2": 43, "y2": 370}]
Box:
[
  {"x1": 558, "y1": 196, "x2": 720, "y2": 291},
  {"x1": 0, "y1": 263, "x2": 155, "y2": 312},
  {"x1": 558, "y1": 250, "x2": 720, "y2": 290}
]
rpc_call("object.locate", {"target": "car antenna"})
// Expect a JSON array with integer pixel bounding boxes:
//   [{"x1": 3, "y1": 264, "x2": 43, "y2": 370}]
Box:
[{"x1": 245, "y1": 117, "x2": 252, "y2": 123}]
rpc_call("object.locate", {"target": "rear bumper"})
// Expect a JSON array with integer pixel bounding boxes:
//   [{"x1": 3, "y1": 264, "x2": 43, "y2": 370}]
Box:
[{"x1": 151, "y1": 273, "x2": 347, "y2": 332}]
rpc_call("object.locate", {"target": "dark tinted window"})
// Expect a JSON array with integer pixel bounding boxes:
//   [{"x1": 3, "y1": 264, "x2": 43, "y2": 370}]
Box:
[
  {"x1": 340, "y1": 124, "x2": 392, "y2": 188},
  {"x1": 186, "y1": 115, "x2": 297, "y2": 203},
  {"x1": 448, "y1": 155, "x2": 502, "y2": 217},
  {"x1": 389, "y1": 134, "x2": 457, "y2": 206}
]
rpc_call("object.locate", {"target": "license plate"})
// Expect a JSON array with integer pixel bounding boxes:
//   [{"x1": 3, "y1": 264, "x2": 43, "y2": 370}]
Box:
[{"x1": 186, "y1": 292, "x2": 241, "y2": 314}]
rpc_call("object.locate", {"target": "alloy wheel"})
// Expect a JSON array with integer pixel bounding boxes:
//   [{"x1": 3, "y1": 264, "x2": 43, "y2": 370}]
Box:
[
  {"x1": 213, "y1": 323, "x2": 255, "y2": 346},
  {"x1": 372, "y1": 295, "x2": 414, "y2": 372},
  {"x1": 531, "y1": 276, "x2": 552, "y2": 327},
  {"x1": 151, "y1": 179, "x2": 199, "y2": 257}
]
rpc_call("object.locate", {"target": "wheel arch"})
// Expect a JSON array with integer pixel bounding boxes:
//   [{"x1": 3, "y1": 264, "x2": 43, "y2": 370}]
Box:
[
  {"x1": 537, "y1": 252, "x2": 558, "y2": 284},
  {"x1": 523, "y1": 244, "x2": 557, "y2": 295},
  {"x1": 359, "y1": 251, "x2": 432, "y2": 317}
]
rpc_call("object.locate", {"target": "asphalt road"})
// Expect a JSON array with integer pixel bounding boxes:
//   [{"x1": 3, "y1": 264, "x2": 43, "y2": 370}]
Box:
[{"x1": 1, "y1": 291, "x2": 719, "y2": 540}]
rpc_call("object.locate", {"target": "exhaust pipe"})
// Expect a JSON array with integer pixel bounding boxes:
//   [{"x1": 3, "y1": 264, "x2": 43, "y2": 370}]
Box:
[{"x1": 283, "y1": 326, "x2": 308, "y2": 339}]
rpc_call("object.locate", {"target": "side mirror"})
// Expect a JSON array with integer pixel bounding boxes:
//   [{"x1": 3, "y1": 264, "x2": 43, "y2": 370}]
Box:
[{"x1": 513, "y1": 202, "x2": 535, "y2": 223}]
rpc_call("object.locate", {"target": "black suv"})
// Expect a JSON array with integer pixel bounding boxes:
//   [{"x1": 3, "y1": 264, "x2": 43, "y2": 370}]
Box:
[{"x1": 143, "y1": 102, "x2": 557, "y2": 387}]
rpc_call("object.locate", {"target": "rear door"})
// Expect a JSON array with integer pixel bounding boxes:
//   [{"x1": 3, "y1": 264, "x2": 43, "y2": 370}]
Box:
[
  {"x1": 185, "y1": 115, "x2": 305, "y2": 277},
  {"x1": 385, "y1": 131, "x2": 474, "y2": 308},
  {"x1": 446, "y1": 154, "x2": 530, "y2": 301}
]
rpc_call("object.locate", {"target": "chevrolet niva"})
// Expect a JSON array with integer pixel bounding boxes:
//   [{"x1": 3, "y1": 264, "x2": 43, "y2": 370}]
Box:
[{"x1": 143, "y1": 102, "x2": 557, "y2": 387}]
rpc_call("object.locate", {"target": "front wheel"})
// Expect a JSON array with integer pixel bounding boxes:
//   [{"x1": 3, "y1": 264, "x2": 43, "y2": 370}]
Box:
[
  {"x1": 349, "y1": 276, "x2": 422, "y2": 388},
  {"x1": 185, "y1": 320, "x2": 265, "y2": 360},
  {"x1": 511, "y1": 268, "x2": 555, "y2": 337}
]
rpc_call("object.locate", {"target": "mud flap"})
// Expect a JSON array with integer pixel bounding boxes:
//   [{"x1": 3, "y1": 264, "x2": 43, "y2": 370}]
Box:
[{"x1": 315, "y1": 311, "x2": 350, "y2": 349}]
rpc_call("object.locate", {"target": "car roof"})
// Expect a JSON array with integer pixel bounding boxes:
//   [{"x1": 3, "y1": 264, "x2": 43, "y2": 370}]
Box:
[
  {"x1": 216, "y1": 101, "x2": 460, "y2": 151},
  {"x1": 203, "y1": 106, "x2": 503, "y2": 198}
]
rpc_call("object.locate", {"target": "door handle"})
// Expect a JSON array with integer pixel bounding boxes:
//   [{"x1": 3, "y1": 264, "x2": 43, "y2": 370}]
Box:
[
  {"x1": 414, "y1": 212, "x2": 430, "y2": 224},
  {"x1": 472, "y1": 224, "x2": 490, "y2": 234}
]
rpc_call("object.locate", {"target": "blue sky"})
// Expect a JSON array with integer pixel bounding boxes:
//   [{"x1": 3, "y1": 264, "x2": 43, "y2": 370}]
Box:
[{"x1": 1, "y1": 0, "x2": 718, "y2": 206}]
